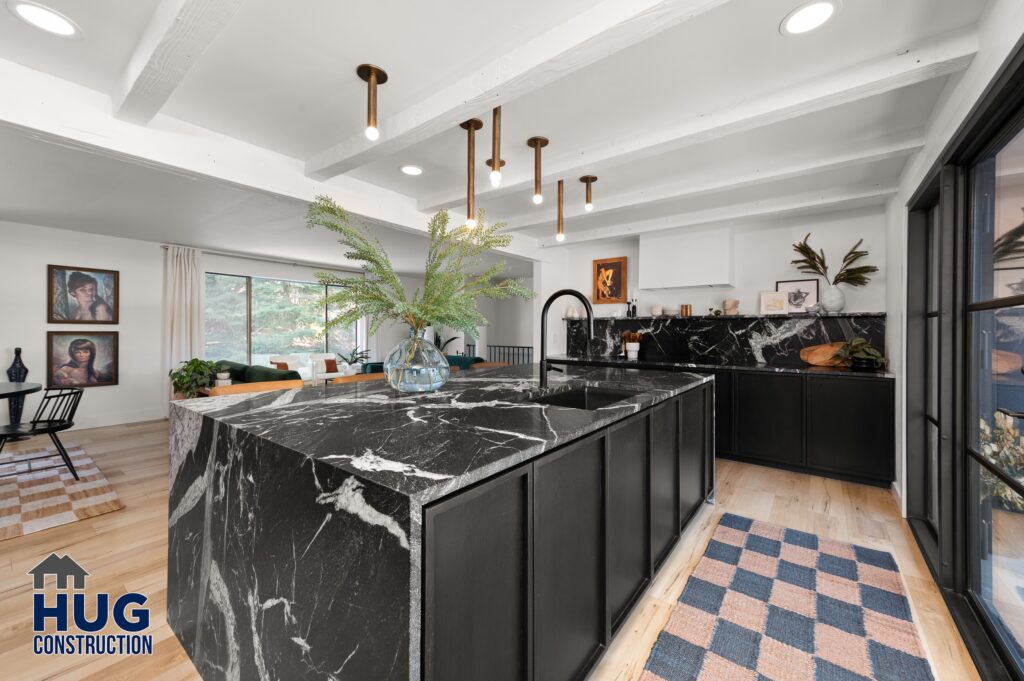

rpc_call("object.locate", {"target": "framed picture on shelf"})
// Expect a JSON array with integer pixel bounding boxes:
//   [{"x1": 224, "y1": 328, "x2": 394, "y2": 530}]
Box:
[
  {"x1": 775, "y1": 278, "x2": 819, "y2": 313},
  {"x1": 592, "y1": 256, "x2": 628, "y2": 304},
  {"x1": 47, "y1": 332, "x2": 119, "y2": 388},
  {"x1": 759, "y1": 291, "x2": 789, "y2": 315},
  {"x1": 47, "y1": 265, "x2": 119, "y2": 323}
]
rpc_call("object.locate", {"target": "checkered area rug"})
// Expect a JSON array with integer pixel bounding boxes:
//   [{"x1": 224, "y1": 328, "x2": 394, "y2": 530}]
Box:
[
  {"x1": 0, "y1": 442, "x2": 124, "y2": 541},
  {"x1": 643, "y1": 513, "x2": 934, "y2": 681}
]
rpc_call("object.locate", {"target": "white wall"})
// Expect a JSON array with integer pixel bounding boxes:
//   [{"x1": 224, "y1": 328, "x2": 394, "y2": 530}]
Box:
[
  {"x1": 554, "y1": 207, "x2": 887, "y2": 345},
  {"x1": 487, "y1": 278, "x2": 534, "y2": 348},
  {"x1": 885, "y1": 0, "x2": 1024, "y2": 512},
  {"x1": 0, "y1": 221, "x2": 167, "y2": 430}
]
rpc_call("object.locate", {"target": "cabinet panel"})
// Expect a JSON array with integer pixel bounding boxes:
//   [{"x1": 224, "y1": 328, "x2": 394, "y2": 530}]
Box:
[
  {"x1": 607, "y1": 414, "x2": 650, "y2": 630},
  {"x1": 688, "y1": 370, "x2": 732, "y2": 455},
  {"x1": 535, "y1": 434, "x2": 605, "y2": 681},
  {"x1": 806, "y1": 377, "x2": 894, "y2": 482},
  {"x1": 680, "y1": 387, "x2": 707, "y2": 526},
  {"x1": 424, "y1": 466, "x2": 530, "y2": 681},
  {"x1": 650, "y1": 401, "x2": 679, "y2": 569},
  {"x1": 735, "y1": 373, "x2": 804, "y2": 465}
]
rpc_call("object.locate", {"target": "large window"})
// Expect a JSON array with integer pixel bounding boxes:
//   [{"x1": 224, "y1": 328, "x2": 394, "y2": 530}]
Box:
[{"x1": 204, "y1": 273, "x2": 362, "y2": 364}]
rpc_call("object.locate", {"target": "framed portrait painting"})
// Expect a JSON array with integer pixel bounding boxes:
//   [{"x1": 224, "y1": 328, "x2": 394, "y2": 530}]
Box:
[
  {"x1": 47, "y1": 332, "x2": 119, "y2": 388},
  {"x1": 776, "y1": 278, "x2": 819, "y2": 313},
  {"x1": 593, "y1": 256, "x2": 628, "y2": 304},
  {"x1": 48, "y1": 265, "x2": 119, "y2": 324}
]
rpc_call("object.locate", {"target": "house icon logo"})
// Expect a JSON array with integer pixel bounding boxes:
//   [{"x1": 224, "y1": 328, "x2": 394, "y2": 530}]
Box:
[{"x1": 29, "y1": 553, "x2": 89, "y2": 590}]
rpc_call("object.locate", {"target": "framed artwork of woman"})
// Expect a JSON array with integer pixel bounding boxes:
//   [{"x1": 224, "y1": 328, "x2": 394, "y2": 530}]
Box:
[
  {"x1": 47, "y1": 265, "x2": 119, "y2": 324},
  {"x1": 47, "y1": 332, "x2": 118, "y2": 388}
]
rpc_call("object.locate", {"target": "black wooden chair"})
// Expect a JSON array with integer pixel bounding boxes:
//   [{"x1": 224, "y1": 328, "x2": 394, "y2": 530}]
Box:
[{"x1": 0, "y1": 388, "x2": 84, "y2": 480}]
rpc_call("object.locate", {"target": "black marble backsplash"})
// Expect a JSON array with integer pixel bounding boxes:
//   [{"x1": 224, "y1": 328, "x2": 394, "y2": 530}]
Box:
[{"x1": 566, "y1": 313, "x2": 886, "y2": 366}]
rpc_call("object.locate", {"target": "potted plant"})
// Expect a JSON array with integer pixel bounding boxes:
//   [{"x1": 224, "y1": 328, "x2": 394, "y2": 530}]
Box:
[
  {"x1": 337, "y1": 347, "x2": 371, "y2": 375},
  {"x1": 832, "y1": 337, "x2": 888, "y2": 371},
  {"x1": 307, "y1": 196, "x2": 535, "y2": 392},
  {"x1": 169, "y1": 358, "x2": 219, "y2": 399},
  {"x1": 791, "y1": 234, "x2": 879, "y2": 313}
]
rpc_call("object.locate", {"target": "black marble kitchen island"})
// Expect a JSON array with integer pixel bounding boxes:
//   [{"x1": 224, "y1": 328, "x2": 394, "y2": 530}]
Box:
[{"x1": 167, "y1": 364, "x2": 713, "y2": 681}]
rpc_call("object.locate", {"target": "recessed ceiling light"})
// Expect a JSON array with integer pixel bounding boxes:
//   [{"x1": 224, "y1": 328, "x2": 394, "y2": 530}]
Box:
[
  {"x1": 7, "y1": 1, "x2": 79, "y2": 37},
  {"x1": 400, "y1": 165, "x2": 423, "y2": 176},
  {"x1": 780, "y1": 1, "x2": 839, "y2": 36}
]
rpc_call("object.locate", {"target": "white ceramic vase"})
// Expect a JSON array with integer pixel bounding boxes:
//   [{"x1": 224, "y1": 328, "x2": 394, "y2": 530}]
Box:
[
  {"x1": 820, "y1": 284, "x2": 846, "y2": 313},
  {"x1": 625, "y1": 342, "x2": 640, "y2": 360}
]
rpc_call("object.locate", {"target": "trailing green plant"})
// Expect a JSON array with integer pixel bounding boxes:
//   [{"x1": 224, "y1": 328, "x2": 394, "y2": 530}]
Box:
[
  {"x1": 433, "y1": 332, "x2": 459, "y2": 353},
  {"x1": 337, "y1": 347, "x2": 371, "y2": 365},
  {"x1": 169, "y1": 358, "x2": 219, "y2": 399},
  {"x1": 832, "y1": 337, "x2": 888, "y2": 367},
  {"x1": 791, "y1": 234, "x2": 878, "y2": 287},
  {"x1": 979, "y1": 412, "x2": 1024, "y2": 512},
  {"x1": 306, "y1": 196, "x2": 535, "y2": 339}
]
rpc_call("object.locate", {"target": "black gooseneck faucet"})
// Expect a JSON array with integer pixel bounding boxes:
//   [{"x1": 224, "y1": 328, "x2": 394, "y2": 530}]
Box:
[{"x1": 539, "y1": 288, "x2": 594, "y2": 389}]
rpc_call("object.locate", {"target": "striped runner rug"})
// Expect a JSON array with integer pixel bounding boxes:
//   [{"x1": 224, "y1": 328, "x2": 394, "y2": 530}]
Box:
[
  {"x1": 0, "y1": 442, "x2": 124, "y2": 541},
  {"x1": 643, "y1": 513, "x2": 935, "y2": 681}
]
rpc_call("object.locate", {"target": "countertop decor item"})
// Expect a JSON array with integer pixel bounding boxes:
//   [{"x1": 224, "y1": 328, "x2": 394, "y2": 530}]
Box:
[
  {"x1": 306, "y1": 196, "x2": 534, "y2": 392},
  {"x1": 680, "y1": 304, "x2": 692, "y2": 316},
  {"x1": 593, "y1": 256, "x2": 628, "y2": 304},
  {"x1": 650, "y1": 305, "x2": 663, "y2": 316},
  {"x1": 168, "y1": 358, "x2": 218, "y2": 399},
  {"x1": 791, "y1": 234, "x2": 878, "y2": 313},
  {"x1": 833, "y1": 337, "x2": 888, "y2": 370},
  {"x1": 800, "y1": 341, "x2": 847, "y2": 367},
  {"x1": 759, "y1": 291, "x2": 788, "y2": 315},
  {"x1": 776, "y1": 278, "x2": 818, "y2": 313},
  {"x1": 723, "y1": 299, "x2": 739, "y2": 315}
]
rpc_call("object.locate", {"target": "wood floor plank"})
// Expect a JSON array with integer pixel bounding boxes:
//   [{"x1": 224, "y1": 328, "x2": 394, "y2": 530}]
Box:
[{"x1": 0, "y1": 422, "x2": 981, "y2": 681}]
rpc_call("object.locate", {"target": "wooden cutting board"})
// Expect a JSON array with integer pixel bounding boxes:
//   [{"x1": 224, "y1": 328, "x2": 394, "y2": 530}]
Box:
[{"x1": 800, "y1": 342, "x2": 847, "y2": 367}]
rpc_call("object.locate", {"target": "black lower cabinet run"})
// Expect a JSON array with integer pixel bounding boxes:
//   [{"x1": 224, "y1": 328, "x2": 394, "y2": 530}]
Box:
[
  {"x1": 735, "y1": 373, "x2": 804, "y2": 466},
  {"x1": 534, "y1": 433, "x2": 606, "y2": 681},
  {"x1": 423, "y1": 389, "x2": 714, "y2": 681}
]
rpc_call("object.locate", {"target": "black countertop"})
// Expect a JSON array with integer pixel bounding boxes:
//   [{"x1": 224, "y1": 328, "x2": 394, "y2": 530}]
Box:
[
  {"x1": 172, "y1": 364, "x2": 711, "y2": 503},
  {"x1": 546, "y1": 354, "x2": 895, "y2": 379}
]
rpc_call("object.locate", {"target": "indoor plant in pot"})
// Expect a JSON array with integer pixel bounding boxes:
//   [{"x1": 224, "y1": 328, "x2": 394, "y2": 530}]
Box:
[
  {"x1": 791, "y1": 234, "x2": 879, "y2": 312},
  {"x1": 307, "y1": 196, "x2": 534, "y2": 393},
  {"x1": 169, "y1": 358, "x2": 219, "y2": 399},
  {"x1": 832, "y1": 337, "x2": 888, "y2": 371}
]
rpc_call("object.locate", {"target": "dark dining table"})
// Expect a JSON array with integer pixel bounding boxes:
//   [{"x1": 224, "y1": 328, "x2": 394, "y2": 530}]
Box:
[{"x1": 1, "y1": 382, "x2": 42, "y2": 440}]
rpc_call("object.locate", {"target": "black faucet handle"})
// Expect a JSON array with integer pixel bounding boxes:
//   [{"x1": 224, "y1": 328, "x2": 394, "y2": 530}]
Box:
[{"x1": 546, "y1": 364, "x2": 564, "y2": 373}]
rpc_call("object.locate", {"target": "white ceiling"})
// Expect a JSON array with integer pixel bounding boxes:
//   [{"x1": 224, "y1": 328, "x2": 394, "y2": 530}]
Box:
[{"x1": 0, "y1": 0, "x2": 994, "y2": 250}]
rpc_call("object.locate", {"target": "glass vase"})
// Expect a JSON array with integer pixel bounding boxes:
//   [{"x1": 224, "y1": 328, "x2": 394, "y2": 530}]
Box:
[{"x1": 384, "y1": 329, "x2": 450, "y2": 392}]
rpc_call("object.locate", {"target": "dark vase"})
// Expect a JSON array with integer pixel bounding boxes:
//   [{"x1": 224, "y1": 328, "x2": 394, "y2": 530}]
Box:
[
  {"x1": 6, "y1": 347, "x2": 28, "y2": 425},
  {"x1": 850, "y1": 357, "x2": 879, "y2": 371}
]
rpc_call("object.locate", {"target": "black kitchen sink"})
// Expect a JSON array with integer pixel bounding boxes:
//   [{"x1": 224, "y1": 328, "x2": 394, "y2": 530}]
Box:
[{"x1": 529, "y1": 386, "x2": 639, "y2": 410}]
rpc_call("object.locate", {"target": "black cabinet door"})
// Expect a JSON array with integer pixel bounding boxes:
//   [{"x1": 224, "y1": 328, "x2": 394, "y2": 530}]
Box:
[
  {"x1": 806, "y1": 376, "x2": 894, "y2": 482},
  {"x1": 710, "y1": 370, "x2": 733, "y2": 454},
  {"x1": 534, "y1": 432, "x2": 606, "y2": 681},
  {"x1": 650, "y1": 400, "x2": 679, "y2": 569},
  {"x1": 735, "y1": 372, "x2": 804, "y2": 465},
  {"x1": 679, "y1": 386, "x2": 707, "y2": 526},
  {"x1": 607, "y1": 413, "x2": 650, "y2": 631},
  {"x1": 423, "y1": 465, "x2": 531, "y2": 681}
]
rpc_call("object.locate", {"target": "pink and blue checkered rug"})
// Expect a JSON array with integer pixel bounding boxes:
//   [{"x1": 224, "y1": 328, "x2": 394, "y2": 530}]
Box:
[{"x1": 642, "y1": 514, "x2": 935, "y2": 681}]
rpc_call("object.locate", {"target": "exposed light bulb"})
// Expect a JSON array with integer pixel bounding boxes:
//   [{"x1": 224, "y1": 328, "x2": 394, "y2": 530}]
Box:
[
  {"x1": 555, "y1": 233, "x2": 565, "y2": 242},
  {"x1": 585, "y1": 202, "x2": 594, "y2": 212},
  {"x1": 489, "y1": 170, "x2": 502, "y2": 188},
  {"x1": 365, "y1": 126, "x2": 380, "y2": 141},
  {"x1": 466, "y1": 218, "x2": 477, "y2": 229},
  {"x1": 532, "y1": 193, "x2": 544, "y2": 205}
]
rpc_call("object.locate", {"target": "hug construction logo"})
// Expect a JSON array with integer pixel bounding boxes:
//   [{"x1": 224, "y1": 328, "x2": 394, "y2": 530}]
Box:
[{"x1": 29, "y1": 553, "x2": 153, "y2": 656}]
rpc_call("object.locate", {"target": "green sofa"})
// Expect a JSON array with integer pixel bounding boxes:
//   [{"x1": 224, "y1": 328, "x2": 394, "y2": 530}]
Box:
[{"x1": 217, "y1": 360, "x2": 303, "y2": 383}]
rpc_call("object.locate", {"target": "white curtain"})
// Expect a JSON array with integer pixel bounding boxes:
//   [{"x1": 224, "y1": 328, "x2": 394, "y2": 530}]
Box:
[{"x1": 164, "y1": 246, "x2": 204, "y2": 372}]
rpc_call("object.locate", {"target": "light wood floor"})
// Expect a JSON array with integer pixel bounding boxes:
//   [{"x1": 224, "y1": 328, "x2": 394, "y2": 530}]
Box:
[{"x1": 0, "y1": 420, "x2": 980, "y2": 681}]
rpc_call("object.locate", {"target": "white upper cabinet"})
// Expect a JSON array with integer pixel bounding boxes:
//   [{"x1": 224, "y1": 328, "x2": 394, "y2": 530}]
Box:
[{"x1": 638, "y1": 227, "x2": 734, "y2": 289}]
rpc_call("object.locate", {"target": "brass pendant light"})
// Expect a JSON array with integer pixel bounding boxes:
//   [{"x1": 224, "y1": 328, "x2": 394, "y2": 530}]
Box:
[
  {"x1": 527, "y1": 136, "x2": 549, "y2": 205},
  {"x1": 580, "y1": 175, "x2": 598, "y2": 212},
  {"x1": 486, "y1": 107, "x2": 504, "y2": 188},
  {"x1": 556, "y1": 179, "x2": 565, "y2": 242},
  {"x1": 356, "y1": 64, "x2": 388, "y2": 141},
  {"x1": 461, "y1": 118, "x2": 484, "y2": 228}
]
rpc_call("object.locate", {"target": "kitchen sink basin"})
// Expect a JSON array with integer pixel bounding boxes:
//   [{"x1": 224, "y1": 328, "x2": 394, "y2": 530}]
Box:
[{"x1": 529, "y1": 386, "x2": 640, "y2": 410}]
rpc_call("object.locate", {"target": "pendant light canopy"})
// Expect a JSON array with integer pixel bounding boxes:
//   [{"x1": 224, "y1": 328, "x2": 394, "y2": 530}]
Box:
[
  {"x1": 556, "y1": 179, "x2": 565, "y2": 242},
  {"x1": 461, "y1": 118, "x2": 483, "y2": 228},
  {"x1": 580, "y1": 175, "x2": 598, "y2": 212},
  {"x1": 527, "y1": 136, "x2": 549, "y2": 205},
  {"x1": 357, "y1": 64, "x2": 388, "y2": 141},
  {"x1": 486, "y1": 107, "x2": 504, "y2": 188}
]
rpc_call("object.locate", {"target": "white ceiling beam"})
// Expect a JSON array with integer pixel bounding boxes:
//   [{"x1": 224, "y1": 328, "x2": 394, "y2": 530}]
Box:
[
  {"x1": 502, "y1": 132, "x2": 923, "y2": 232},
  {"x1": 304, "y1": 0, "x2": 733, "y2": 180},
  {"x1": 535, "y1": 186, "x2": 898, "y2": 247},
  {"x1": 420, "y1": 29, "x2": 977, "y2": 213},
  {"x1": 112, "y1": 0, "x2": 247, "y2": 124}
]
